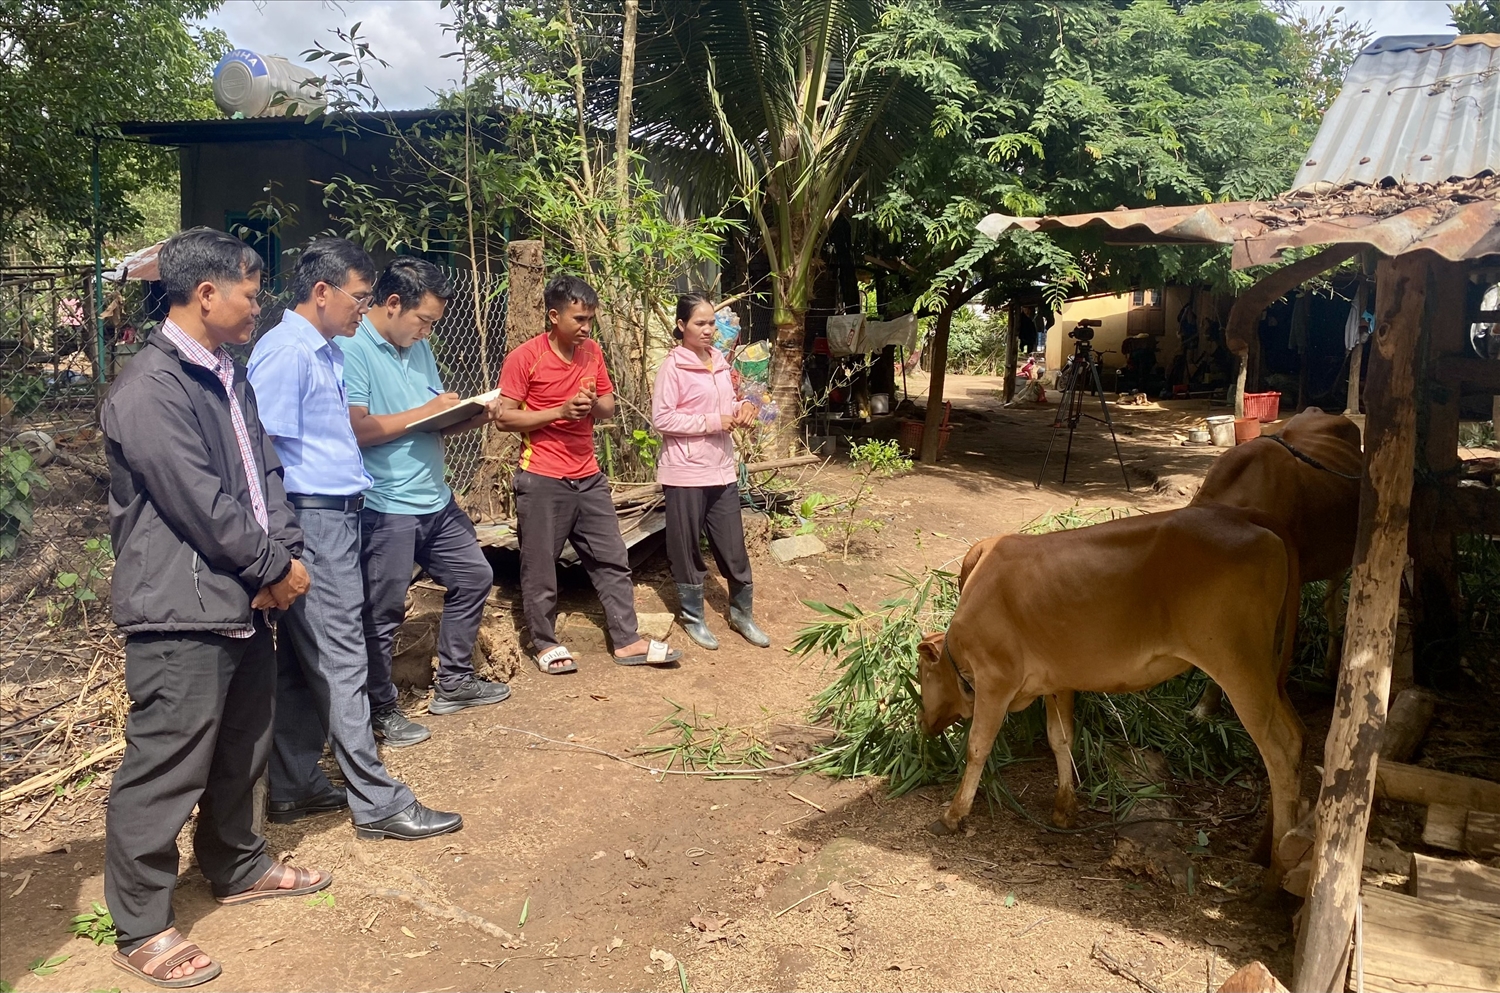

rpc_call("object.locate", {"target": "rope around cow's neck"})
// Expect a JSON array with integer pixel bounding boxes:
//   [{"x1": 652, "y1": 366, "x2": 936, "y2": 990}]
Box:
[{"x1": 1263, "y1": 432, "x2": 1362, "y2": 480}]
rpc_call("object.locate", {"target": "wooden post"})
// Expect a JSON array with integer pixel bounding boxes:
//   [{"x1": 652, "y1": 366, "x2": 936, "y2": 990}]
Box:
[
  {"x1": 1293, "y1": 253, "x2": 1427, "y2": 993},
  {"x1": 1347, "y1": 342, "x2": 1363, "y2": 415},
  {"x1": 504, "y1": 240, "x2": 546, "y2": 354},
  {"x1": 1410, "y1": 260, "x2": 1467, "y2": 675},
  {"x1": 920, "y1": 304, "x2": 954, "y2": 463},
  {"x1": 1002, "y1": 299, "x2": 1018, "y2": 403}
]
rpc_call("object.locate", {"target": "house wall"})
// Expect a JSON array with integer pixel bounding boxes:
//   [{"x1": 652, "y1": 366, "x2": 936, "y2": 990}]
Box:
[
  {"x1": 1048, "y1": 286, "x2": 1191, "y2": 383},
  {"x1": 178, "y1": 131, "x2": 405, "y2": 281}
]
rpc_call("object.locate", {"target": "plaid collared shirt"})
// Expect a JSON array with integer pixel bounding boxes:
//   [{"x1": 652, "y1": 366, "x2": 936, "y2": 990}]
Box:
[{"x1": 157, "y1": 318, "x2": 267, "y2": 638}]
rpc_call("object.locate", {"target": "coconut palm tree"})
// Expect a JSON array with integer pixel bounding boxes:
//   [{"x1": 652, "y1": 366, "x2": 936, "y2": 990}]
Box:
[{"x1": 586, "y1": 0, "x2": 937, "y2": 451}]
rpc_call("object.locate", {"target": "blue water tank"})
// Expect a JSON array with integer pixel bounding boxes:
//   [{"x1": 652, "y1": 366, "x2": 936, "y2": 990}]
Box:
[{"x1": 213, "y1": 49, "x2": 327, "y2": 118}]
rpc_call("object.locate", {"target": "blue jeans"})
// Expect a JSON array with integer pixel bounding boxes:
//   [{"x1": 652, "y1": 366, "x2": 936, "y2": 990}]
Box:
[{"x1": 360, "y1": 497, "x2": 494, "y2": 710}]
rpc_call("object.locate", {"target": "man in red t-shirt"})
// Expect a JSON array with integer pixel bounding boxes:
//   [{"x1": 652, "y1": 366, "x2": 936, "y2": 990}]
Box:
[{"x1": 497, "y1": 275, "x2": 682, "y2": 674}]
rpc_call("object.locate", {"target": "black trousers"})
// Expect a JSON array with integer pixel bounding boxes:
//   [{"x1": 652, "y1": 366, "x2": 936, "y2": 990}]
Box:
[
  {"x1": 362, "y1": 497, "x2": 494, "y2": 708},
  {"x1": 663, "y1": 483, "x2": 753, "y2": 588},
  {"x1": 514, "y1": 470, "x2": 640, "y2": 652},
  {"x1": 104, "y1": 625, "x2": 276, "y2": 953}
]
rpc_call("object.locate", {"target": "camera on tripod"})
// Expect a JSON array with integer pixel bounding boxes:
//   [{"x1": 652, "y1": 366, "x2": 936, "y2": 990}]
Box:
[{"x1": 1068, "y1": 319, "x2": 1101, "y2": 344}]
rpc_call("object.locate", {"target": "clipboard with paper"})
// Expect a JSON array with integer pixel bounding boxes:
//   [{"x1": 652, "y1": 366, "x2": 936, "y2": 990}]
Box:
[{"x1": 404, "y1": 388, "x2": 501, "y2": 433}]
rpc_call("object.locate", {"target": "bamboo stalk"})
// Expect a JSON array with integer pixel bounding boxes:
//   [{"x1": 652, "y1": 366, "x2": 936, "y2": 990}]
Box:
[{"x1": 0, "y1": 738, "x2": 125, "y2": 804}]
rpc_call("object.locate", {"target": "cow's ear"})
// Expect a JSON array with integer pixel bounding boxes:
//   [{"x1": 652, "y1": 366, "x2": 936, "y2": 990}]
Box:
[{"x1": 916, "y1": 632, "x2": 944, "y2": 664}]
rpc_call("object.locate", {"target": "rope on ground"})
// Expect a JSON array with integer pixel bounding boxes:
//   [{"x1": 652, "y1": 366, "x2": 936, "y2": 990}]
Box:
[{"x1": 491, "y1": 724, "x2": 844, "y2": 777}]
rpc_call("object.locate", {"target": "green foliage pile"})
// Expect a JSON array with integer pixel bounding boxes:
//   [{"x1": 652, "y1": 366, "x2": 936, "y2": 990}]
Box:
[
  {"x1": 796, "y1": 507, "x2": 1257, "y2": 817},
  {"x1": 0, "y1": 446, "x2": 48, "y2": 559}
]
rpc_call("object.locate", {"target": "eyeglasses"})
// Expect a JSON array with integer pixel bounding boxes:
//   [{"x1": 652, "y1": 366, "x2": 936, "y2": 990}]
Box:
[{"x1": 330, "y1": 282, "x2": 375, "y2": 309}]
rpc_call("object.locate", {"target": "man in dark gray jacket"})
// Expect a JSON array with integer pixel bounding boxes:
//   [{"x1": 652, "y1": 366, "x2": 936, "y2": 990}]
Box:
[{"x1": 101, "y1": 228, "x2": 330, "y2": 990}]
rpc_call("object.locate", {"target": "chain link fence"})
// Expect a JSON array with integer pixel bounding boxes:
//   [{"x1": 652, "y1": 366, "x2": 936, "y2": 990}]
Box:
[{"x1": 0, "y1": 259, "x2": 509, "y2": 612}]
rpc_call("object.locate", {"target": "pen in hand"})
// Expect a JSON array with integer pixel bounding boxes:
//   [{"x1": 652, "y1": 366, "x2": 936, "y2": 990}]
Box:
[{"x1": 428, "y1": 387, "x2": 442, "y2": 396}]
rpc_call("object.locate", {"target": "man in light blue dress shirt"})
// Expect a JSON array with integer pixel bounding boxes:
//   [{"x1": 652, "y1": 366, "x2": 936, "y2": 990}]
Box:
[
  {"x1": 343, "y1": 258, "x2": 509, "y2": 748},
  {"x1": 247, "y1": 239, "x2": 460, "y2": 842}
]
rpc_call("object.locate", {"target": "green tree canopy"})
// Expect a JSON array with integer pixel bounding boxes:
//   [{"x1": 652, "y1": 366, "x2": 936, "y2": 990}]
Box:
[
  {"x1": 1449, "y1": 0, "x2": 1500, "y2": 33},
  {"x1": 0, "y1": 0, "x2": 225, "y2": 258}
]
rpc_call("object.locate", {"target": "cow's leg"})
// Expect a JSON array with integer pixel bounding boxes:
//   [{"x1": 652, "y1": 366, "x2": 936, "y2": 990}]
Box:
[
  {"x1": 1216, "y1": 673, "x2": 1305, "y2": 891},
  {"x1": 1323, "y1": 575, "x2": 1345, "y2": 679},
  {"x1": 1191, "y1": 681, "x2": 1224, "y2": 721},
  {"x1": 1045, "y1": 691, "x2": 1079, "y2": 828},
  {"x1": 934, "y1": 689, "x2": 1014, "y2": 834}
]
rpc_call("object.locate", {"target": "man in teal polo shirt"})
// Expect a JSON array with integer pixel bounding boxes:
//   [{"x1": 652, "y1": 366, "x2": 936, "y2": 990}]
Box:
[{"x1": 343, "y1": 258, "x2": 510, "y2": 747}]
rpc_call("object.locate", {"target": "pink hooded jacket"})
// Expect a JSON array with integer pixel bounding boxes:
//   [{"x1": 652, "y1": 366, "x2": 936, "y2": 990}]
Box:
[{"x1": 652, "y1": 345, "x2": 741, "y2": 487}]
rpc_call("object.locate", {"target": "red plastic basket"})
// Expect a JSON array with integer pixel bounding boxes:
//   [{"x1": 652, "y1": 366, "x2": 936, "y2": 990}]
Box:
[{"x1": 1243, "y1": 391, "x2": 1282, "y2": 423}]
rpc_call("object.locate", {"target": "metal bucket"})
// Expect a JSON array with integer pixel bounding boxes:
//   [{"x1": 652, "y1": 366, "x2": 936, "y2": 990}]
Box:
[
  {"x1": 1206, "y1": 415, "x2": 1236, "y2": 448},
  {"x1": 870, "y1": 393, "x2": 890, "y2": 415}
]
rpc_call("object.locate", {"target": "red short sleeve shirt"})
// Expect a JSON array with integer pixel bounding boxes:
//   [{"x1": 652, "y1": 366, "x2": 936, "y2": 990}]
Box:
[{"x1": 499, "y1": 334, "x2": 613, "y2": 479}]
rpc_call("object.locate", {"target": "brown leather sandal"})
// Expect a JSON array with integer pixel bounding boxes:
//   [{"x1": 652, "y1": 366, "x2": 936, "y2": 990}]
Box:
[
  {"x1": 215, "y1": 862, "x2": 331, "y2": 905},
  {"x1": 111, "y1": 928, "x2": 221, "y2": 988}
]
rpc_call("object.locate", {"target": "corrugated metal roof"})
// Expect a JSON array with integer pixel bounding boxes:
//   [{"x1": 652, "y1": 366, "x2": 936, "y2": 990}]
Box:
[
  {"x1": 1292, "y1": 35, "x2": 1500, "y2": 188},
  {"x1": 977, "y1": 175, "x2": 1500, "y2": 268}
]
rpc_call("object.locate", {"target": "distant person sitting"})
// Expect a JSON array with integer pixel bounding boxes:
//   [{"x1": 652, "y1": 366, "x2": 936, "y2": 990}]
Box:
[
  {"x1": 341, "y1": 258, "x2": 510, "y2": 747},
  {"x1": 494, "y1": 274, "x2": 682, "y2": 674}
]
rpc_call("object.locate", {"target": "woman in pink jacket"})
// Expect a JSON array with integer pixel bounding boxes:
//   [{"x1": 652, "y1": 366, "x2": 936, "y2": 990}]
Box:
[{"x1": 652, "y1": 294, "x2": 770, "y2": 650}]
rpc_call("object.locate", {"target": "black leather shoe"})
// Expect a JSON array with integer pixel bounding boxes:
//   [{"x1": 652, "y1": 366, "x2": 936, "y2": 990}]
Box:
[
  {"x1": 354, "y1": 801, "x2": 463, "y2": 841},
  {"x1": 268, "y1": 788, "x2": 348, "y2": 824},
  {"x1": 373, "y1": 707, "x2": 431, "y2": 747}
]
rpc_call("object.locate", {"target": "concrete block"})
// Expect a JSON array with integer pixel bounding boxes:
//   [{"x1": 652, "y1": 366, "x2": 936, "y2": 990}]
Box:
[{"x1": 771, "y1": 534, "x2": 827, "y2": 564}]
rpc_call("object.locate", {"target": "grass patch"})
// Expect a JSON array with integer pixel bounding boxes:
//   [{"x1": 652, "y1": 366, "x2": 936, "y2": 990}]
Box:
[{"x1": 636, "y1": 699, "x2": 773, "y2": 772}]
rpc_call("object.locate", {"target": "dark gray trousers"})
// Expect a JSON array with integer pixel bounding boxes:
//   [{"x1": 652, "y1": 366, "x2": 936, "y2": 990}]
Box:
[
  {"x1": 362, "y1": 497, "x2": 494, "y2": 710},
  {"x1": 105, "y1": 625, "x2": 276, "y2": 953},
  {"x1": 270, "y1": 507, "x2": 414, "y2": 824},
  {"x1": 663, "y1": 483, "x2": 753, "y2": 588},
  {"x1": 514, "y1": 469, "x2": 639, "y2": 652}
]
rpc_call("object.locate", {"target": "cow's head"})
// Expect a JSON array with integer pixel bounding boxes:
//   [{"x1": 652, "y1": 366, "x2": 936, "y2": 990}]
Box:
[
  {"x1": 916, "y1": 631, "x2": 973, "y2": 735},
  {"x1": 1281, "y1": 406, "x2": 1363, "y2": 460}
]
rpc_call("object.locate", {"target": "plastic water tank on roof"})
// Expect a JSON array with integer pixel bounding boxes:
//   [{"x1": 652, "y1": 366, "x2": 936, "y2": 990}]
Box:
[{"x1": 213, "y1": 49, "x2": 328, "y2": 118}]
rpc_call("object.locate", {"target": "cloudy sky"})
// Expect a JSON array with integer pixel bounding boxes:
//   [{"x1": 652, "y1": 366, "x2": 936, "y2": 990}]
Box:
[{"x1": 200, "y1": 0, "x2": 1463, "y2": 112}]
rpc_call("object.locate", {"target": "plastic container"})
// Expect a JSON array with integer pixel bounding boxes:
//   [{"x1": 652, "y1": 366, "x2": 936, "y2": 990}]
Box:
[
  {"x1": 898, "y1": 419, "x2": 951, "y2": 456},
  {"x1": 212, "y1": 50, "x2": 327, "y2": 118},
  {"x1": 1243, "y1": 391, "x2": 1282, "y2": 423},
  {"x1": 1234, "y1": 416, "x2": 1261, "y2": 444},
  {"x1": 1206, "y1": 414, "x2": 1236, "y2": 448}
]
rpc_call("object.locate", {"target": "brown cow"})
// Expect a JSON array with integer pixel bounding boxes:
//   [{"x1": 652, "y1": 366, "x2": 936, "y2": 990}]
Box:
[
  {"x1": 918, "y1": 505, "x2": 1305, "y2": 886},
  {"x1": 1191, "y1": 407, "x2": 1362, "y2": 709}
]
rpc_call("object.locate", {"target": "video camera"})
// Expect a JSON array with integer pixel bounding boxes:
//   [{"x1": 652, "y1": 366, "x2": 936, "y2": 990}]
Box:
[{"x1": 1069, "y1": 319, "x2": 1101, "y2": 343}]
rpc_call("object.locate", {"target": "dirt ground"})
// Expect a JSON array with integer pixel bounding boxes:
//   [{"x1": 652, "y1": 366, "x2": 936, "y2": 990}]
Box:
[{"x1": 0, "y1": 374, "x2": 1449, "y2": 992}]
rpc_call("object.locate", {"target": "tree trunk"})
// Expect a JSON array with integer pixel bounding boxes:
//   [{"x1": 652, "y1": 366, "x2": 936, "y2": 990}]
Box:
[
  {"x1": 1293, "y1": 253, "x2": 1427, "y2": 993},
  {"x1": 921, "y1": 305, "x2": 955, "y2": 463},
  {"x1": 767, "y1": 311, "x2": 807, "y2": 457},
  {"x1": 1002, "y1": 299, "x2": 1018, "y2": 402},
  {"x1": 504, "y1": 240, "x2": 546, "y2": 354},
  {"x1": 614, "y1": 0, "x2": 639, "y2": 205}
]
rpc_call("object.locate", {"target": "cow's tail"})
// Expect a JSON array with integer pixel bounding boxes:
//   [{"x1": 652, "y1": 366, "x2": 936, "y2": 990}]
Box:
[{"x1": 1230, "y1": 507, "x2": 1301, "y2": 691}]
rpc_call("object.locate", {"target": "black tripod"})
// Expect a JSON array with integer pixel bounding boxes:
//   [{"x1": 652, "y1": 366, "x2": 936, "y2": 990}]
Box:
[{"x1": 1036, "y1": 330, "x2": 1131, "y2": 491}]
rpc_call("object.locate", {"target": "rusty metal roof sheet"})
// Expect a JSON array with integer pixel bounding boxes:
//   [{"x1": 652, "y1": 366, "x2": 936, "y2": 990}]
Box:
[
  {"x1": 976, "y1": 175, "x2": 1500, "y2": 268},
  {"x1": 1293, "y1": 34, "x2": 1500, "y2": 188}
]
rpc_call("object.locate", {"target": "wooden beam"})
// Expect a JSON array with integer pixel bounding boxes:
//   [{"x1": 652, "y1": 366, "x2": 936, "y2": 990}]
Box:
[
  {"x1": 1293, "y1": 253, "x2": 1425, "y2": 993},
  {"x1": 1424, "y1": 803, "x2": 1470, "y2": 850},
  {"x1": 1375, "y1": 758, "x2": 1500, "y2": 813},
  {"x1": 1468, "y1": 810, "x2": 1500, "y2": 856},
  {"x1": 1408, "y1": 852, "x2": 1500, "y2": 920},
  {"x1": 1446, "y1": 486, "x2": 1500, "y2": 534},
  {"x1": 1224, "y1": 244, "x2": 1362, "y2": 417},
  {"x1": 1437, "y1": 355, "x2": 1500, "y2": 394},
  {"x1": 1378, "y1": 687, "x2": 1436, "y2": 763},
  {"x1": 1359, "y1": 886, "x2": 1500, "y2": 993}
]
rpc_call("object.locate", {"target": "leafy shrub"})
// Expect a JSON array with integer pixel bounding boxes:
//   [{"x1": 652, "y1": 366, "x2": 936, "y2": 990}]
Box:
[{"x1": 0, "y1": 446, "x2": 48, "y2": 559}]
